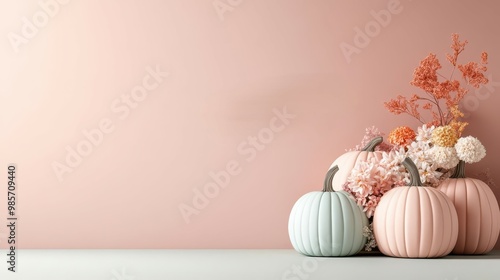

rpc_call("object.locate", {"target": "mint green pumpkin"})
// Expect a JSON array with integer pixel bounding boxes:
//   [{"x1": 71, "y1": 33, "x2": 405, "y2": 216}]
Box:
[{"x1": 288, "y1": 166, "x2": 368, "y2": 256}]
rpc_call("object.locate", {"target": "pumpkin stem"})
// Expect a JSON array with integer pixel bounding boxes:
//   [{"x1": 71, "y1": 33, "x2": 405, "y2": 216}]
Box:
[
  {"x1": 323, "y1": 165, "x2": 339, "y2": 192},
  {"x1": 451, "y1": 160, "x2": 466, "y2": 179},
  {"x1": 362, "y1": 136, "x2": 383, "y2": 151},
  {"x1": 402, "y1": 157, "x2": 422, "y2": 186}
]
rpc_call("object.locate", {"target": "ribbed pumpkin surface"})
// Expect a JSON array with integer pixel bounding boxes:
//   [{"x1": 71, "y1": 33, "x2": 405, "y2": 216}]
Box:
[
  {"x1": 438, "y1": 178, "x2": 500, "y2": 254},
  {"x1": 289, "y1": 191, "x2": 368, "y2": 256},
  {"x1": 373, "y1": 186, "x2": 459, "y2": 258}
]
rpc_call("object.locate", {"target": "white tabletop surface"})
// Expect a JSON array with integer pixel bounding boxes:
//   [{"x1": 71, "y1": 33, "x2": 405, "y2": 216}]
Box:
[{"x1": 0, "y1": 249, "x2": 499, "y2": 280}]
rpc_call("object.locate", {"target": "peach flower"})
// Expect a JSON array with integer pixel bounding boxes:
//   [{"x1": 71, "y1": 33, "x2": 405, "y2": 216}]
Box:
[
  {"x1": 432, "y1": 125, "x2": 458, "y2": 147},
  {"x1": 388, "y1": 126, "x2": 416, "y2": 146}
]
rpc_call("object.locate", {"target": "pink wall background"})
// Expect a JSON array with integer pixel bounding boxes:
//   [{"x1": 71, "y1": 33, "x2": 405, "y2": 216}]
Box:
[{"x1": 1, "y1": 0, "x2": 500, "y2": 249}]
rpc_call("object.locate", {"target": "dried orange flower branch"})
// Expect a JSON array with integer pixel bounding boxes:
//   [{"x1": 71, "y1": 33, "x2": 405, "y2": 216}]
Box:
[{"x1": 384, "y1": 34, "x2": 489, "y2": 136}]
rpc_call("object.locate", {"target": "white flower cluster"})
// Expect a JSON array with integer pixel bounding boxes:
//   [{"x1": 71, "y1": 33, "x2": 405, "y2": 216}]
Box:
[
  {"x1": 455, "y1": 136, "x2": 486, "y2": 163},
  {"x1": 385, "y1": 124, "x2": 488, "y2": 187},
  {"x1": 362, "y1": 223, "x2": 377, "y2": 251},
  {"x1": 429, "y1": 147, "x2": 459, "y2": 169},
  {"x1": 366, "y1": 125, "x2": 444, "y2": 188},
  {"x1": 404, "y1": 125, "x2": 445, "y2": 186},
  {"x1": 430, "y1": 135, "x2": 486, "y2": 168}
]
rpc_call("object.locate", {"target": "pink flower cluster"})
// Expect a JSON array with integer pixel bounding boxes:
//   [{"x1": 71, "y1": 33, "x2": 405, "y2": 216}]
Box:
[
  {"x1": 343, "y1": 152, "x2": 406, "y2": 218},
  {"x1": 351, "y1": 126, "x2": 393, "y2": 152},
  {"x1": 344, "y1": 125, "x2": 449, "y2": 221}
]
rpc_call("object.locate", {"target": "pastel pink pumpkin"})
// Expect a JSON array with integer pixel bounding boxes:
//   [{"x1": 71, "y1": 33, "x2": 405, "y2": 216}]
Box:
[
  {"x1": 437, "y1": 160, "x2": 500, "y2": 254},
  {"x1": 373, "y1": 158, "x2": 459, "y2": 258},
  {"x1": 329, "y1": 137, "x2": 384, "y2": 191}
]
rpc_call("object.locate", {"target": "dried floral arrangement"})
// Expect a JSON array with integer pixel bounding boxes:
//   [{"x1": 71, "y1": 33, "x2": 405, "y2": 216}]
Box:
[{"x1": 342, "y1": 34, "x2": 490, "y2": 251}]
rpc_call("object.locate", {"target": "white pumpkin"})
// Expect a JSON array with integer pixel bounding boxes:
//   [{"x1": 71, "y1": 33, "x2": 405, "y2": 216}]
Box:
[
  {"x1": 329, "y1": 137, "x2": 384, "y2": 191},
  {"x1": 288, "y1": 166, "x2": 368, "y2": 256}
]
